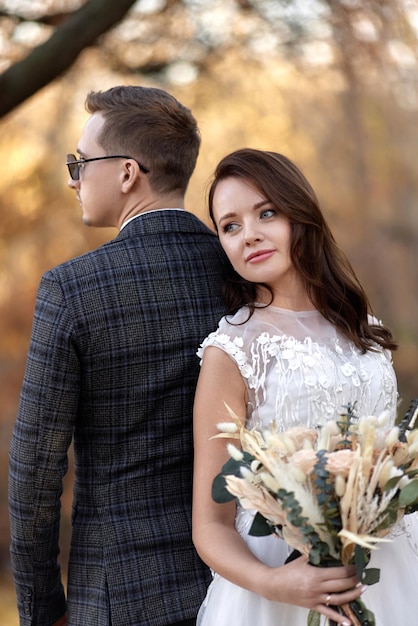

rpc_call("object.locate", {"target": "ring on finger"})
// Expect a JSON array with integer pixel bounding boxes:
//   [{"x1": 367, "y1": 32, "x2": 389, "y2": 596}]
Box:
[{"x1": 326, "y1": 593, "x2": 332, "y2": 606}]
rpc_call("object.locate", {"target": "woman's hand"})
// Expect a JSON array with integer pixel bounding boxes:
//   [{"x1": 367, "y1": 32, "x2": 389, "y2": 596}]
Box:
[{"x1": 261, "y1": 555, "x2": 366, "y2": 626}]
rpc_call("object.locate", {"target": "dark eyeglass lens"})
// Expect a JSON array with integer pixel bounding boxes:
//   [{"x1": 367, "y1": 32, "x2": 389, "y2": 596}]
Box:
[
  {"x1": 70, "y1": 163, "x2": 79, "y2": 180},
  {"x1": 66, "y1": 154, "x2": 79, "y2": 180}
]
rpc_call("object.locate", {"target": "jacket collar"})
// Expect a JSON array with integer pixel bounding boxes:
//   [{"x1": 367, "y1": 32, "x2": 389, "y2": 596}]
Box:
[{"x1": 116, "y1": 209, "x2": 214, "y2": 239}]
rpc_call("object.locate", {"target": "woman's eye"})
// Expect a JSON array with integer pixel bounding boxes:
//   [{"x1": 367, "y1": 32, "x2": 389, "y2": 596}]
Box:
[
  {"x1": 260, "y1": 208, "x2": 276, "y2": 219},
  {"x1": 222, "y1": 222, "x2": 238, "y2": 233}
]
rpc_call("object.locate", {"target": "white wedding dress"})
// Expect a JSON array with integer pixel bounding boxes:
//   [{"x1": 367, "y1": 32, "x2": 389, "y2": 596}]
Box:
[{"x1": 197, "y1": 305, "x2": 418, "y2": 626}]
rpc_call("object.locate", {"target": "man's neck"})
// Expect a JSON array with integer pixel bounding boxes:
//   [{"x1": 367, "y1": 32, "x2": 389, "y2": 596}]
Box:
[
  {"x1": 117, "y1": 192, "x2": 185, "y2": 230},
  {"x1": 120, "y1": 208, "x2": 185, "y2": 231}
]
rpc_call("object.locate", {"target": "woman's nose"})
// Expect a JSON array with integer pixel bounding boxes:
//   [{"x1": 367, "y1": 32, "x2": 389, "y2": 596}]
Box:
[
  {"x1": 68, "y1": 177, "x2": 79, "y2": 189},
  {"x1": 243, "y1": 223, "x2": 263, "y2": 245}
]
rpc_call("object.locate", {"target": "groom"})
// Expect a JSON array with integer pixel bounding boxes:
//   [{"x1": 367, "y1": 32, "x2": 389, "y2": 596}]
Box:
[{"x1": 9, "y1": 85, "x2": 228, "y2": 626}]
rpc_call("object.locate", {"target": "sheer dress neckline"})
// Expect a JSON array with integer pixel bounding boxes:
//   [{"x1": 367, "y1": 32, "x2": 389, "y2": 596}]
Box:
[
  {"x1": 198, "y1": 305, "x2": 397, "y2": 430},
  {"x1": 254, "y1": 303, "x2": 320, "y2": 316}
]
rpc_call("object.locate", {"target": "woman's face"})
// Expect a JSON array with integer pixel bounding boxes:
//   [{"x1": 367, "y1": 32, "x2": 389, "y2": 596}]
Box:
[{"x1": 211, "y1": 176, "x2": 306, "y2": 304}]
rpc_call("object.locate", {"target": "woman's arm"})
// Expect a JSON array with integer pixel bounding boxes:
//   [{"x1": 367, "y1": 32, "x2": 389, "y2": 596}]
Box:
[
  {"x1": 193, "y1": 346, "x2": 254, "y2": 582},
  {"x1": 192, "y1": 346, "x2": 364, "y2": 626}
]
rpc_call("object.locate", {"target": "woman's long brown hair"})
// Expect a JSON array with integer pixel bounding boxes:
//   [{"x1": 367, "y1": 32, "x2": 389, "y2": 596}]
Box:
[{"x1": 208, "y1": 148, "x2": 397, "y2": 353}]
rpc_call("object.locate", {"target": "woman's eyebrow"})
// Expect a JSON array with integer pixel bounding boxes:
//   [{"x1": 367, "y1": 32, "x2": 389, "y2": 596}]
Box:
[
  {"x1": 253, "y1": 199, "x2": 270, "y2": 209},
  {"x1": 217, "y1": 200, "x2": 271, "y2": 225},
  {"x1": 217, "y1": 211, "x2": 236, "y2": 225}
]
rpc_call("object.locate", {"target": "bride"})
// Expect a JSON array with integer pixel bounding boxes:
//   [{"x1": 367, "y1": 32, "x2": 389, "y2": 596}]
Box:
[{"x1": 192, "y1": 148, "x2": 418, "y2": 626}]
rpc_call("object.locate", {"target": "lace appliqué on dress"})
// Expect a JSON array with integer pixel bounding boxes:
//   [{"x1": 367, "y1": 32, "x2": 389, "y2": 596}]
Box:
[
  {"x1": 387, "y1": 513, "x2": 418, "y2": 560},
  {"x1": 198, "y1": 319, "x2": 397, "y2": 431}
]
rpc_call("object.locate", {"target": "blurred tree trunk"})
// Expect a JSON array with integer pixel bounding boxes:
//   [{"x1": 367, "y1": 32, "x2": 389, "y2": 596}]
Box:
[
  {"x1": 324, "y1": 0, "x2": 372, "y2": 205},
  {"x1": 0, "y1": 0, "x2": 137, "y2": 119}
]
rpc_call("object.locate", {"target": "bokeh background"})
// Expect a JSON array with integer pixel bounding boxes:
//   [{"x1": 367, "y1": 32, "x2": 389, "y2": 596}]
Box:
[{"x1": 1, "y1": 1, "x2": 418, "y2": 623}]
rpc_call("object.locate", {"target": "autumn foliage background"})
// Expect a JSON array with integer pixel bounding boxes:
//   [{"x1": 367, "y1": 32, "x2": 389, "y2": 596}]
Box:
[{"x1": 1, "y1": 1, "x2": 418, "y2": 623}]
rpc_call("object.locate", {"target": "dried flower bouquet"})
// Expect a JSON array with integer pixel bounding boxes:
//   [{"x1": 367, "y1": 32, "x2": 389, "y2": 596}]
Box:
[{"x1": 212, "y1": 400, "x2": 418, "y2": 626}]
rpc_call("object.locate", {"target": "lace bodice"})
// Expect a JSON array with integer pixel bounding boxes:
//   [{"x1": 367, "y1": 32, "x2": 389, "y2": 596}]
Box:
[{"x1": 198, "y1": 305, "x2": 397, "y2": 430}]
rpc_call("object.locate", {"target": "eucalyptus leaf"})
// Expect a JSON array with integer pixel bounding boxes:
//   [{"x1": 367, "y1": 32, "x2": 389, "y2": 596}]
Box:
[
  {"x1": 374, "y1": 502, "x2": 399, "y2": 530},
  {"x1": 354, "y1": 544, "x2": 368, "y2": 579},
  {"x1": 362, "y1": 568, "x2": 380, "y2": 586},
  {"x1": 308, "y1": 548, "x2": 322, "y2": 565},
  {"x1": 211, "y1": 474, "x2": 236, "y2": 503},
  {"x1": 399, "y1": 479, "x2": 418, "y2": 507},
  {"x1": 307, "y1": 609, "x2": 321, "y2": 626},
  {"x1": 211, "y1": 451, "x2": 254, "y2": 503},
  {"x1": 384, "y1": 475, "x2": 402, "y2": 491}
]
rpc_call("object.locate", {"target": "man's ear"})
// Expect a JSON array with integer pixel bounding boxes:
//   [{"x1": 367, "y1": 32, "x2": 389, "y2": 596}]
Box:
[{"x1": 121, "y1": 159, "x2": 141, "y2": 193}]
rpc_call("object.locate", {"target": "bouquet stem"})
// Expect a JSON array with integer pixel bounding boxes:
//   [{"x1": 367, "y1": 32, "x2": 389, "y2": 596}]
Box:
[
  {"x1": 328, "y1": 599, "x2": 374, "y2": 626},
  {"x1": 340, "y1": 603, "x2": 361, "y2": 626}
]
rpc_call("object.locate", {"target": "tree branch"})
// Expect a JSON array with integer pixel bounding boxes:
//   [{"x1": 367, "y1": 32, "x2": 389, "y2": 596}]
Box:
[{"x1": 0, "y1": 0, "x2": 138, "y2": 119}]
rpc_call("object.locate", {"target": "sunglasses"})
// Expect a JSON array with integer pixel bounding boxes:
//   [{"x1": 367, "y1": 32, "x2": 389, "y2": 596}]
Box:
[{"x1": 66, "y1": 154, "x2": 149, "y2": 181}]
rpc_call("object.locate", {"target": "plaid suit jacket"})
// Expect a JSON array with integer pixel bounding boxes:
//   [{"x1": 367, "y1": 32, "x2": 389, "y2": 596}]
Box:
[{"x1": 9, "y1": 210, "x2": 229, "y2": 626}]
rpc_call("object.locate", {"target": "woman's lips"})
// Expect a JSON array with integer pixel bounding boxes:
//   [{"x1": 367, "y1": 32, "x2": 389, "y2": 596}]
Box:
[{"x1": 246, "y1": 250, "x2": 275, "y2": 263}]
